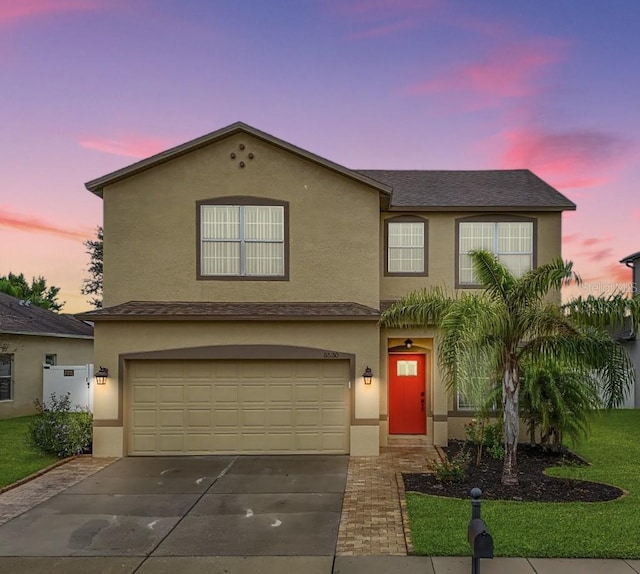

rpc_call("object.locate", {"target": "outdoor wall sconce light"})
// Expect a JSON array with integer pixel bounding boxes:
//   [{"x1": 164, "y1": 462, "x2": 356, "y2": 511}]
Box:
[
  {"x1": 362, "y1": 366, "x2": 373, "y2": 385},
  {"x1": 404, "y1": 338, "x2": 413, "y2": 349},
  {"x1": 95, "y1": 366, "x2": 109, "y2": 385}
]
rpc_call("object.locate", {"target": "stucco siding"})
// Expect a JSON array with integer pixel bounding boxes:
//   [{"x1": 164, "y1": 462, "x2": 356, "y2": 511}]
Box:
[
  {"x1": 0, "y1": 335, "x2": 93, "y2": 419},
  {"x1": 380, "y1": 211, "x2": 562, "y2": 301},
  {"x1": 103, "y1": 133, "x2": 381, "y2": 309}
]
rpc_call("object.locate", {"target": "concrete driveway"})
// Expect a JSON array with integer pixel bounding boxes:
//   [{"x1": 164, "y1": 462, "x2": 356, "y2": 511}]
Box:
[{"x1": 0, "y1": 455, "x2": 348, "y2": 572}]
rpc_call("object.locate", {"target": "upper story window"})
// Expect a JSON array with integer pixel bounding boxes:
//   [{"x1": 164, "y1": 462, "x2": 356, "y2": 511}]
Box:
[
  {"x1": 0, "y1": 354, "x2": 13, "y2": 401},
  {"x1": 385, "y1": 216, "x2": 428, "y2": 276},
  {"x1": 197, "y1": 197, "x2": 289, "y2": 280},
  {"x1": 457, "y1": 216, "x2": 536, "y2": 287}
]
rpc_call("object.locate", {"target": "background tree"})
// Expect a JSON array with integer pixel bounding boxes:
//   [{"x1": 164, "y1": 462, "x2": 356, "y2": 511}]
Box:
[
  {"x1": 81, "y1": 226, "x2": 103, "y2": 308},
  {"x1": 0, "y1": 272, "x2": 64, "y2": 311},
  {"x1": 381, "y1": 250, "x2": 636, "y2": 486}
]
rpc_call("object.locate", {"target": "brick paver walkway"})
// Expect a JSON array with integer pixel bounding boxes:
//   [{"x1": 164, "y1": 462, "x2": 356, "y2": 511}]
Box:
[
  {"x1": 0, "y1": 456, "x2": 117, "y2": 525},
  {"x1": 336, "y1": 445, "x2": 442, "y2": 556}
]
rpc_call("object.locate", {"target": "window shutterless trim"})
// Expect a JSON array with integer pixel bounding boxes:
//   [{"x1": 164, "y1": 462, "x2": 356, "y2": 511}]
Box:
[
  {"x1": 196, "y1": 196, "x2": 290, "y2": 281},
  {"x1": 455, "y1": 214, "x2": 537, "y2": 289},
  {"x1": 384, "y1": 215, "x2": 428, "y2": 277}
]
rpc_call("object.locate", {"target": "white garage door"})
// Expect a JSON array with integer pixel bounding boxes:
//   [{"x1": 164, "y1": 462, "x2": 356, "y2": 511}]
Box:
[{"x1": 127, "y1": 359, "x2": 350, "y2": 455}]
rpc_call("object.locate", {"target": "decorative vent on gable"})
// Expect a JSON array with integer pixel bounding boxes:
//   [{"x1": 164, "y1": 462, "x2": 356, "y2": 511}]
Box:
[{"x1": 229, "y1": 143, "x2": 255, "y2": 169}]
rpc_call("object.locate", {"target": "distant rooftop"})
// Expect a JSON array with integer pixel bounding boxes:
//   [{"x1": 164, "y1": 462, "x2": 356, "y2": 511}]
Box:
[{"x1": 0, "y1": 292, "x2": 93, "y2": 338}]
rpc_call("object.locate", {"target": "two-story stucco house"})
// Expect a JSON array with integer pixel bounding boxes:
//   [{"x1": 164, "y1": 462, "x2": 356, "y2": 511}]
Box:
[{"x1": 80, "y1": 122, "x2": 575, "y2": 458}]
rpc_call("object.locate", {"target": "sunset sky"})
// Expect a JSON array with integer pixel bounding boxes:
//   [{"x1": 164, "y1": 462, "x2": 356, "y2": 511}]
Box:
[{"x1": 1, "y1": 0, "x2": 638, "y2": 312}]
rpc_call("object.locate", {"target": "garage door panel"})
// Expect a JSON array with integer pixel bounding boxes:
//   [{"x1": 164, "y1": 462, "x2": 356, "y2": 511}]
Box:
[
  {"x1": 213, "y1": 409, "x2": 239, "y2": 428},
  {"x1": 186, "y1": 409, "x2": 211, "y2": 427},
  {"x1": 268, "y1": 384, "x2": 294, "y2": 402},
  {"x1": 242, "y1": 384, "x2": 266, "y2": 402},
  {"x1": 186, "y1": 385, "x2": 212, "y2": 403},
  {"x1": 158, "y1": 409, "x2": 184, "y2": 427},
  {"x1": 269, "y1": 408, "x2": 293, "y2": 426},
  {"x1": 132, "y1": 409, "x2": 156, "y2": 428},
  {"x1": 242, "y1": 409, "x2": 266, "y2": 427},
  {"x1": 132, "y1": 385, "x2": 156, "y2": 403},
  {"x1": 295, "y1": 385, "x2": 321, "y2": 402},
  {"x1": 214, "y1": 385, "x2": 240, "y2": 403},
  {"x1": 128, "y1": 359, "x2": 349, "y2": 455},
  {"x1": 158, "y1": 434, "x2": 184, "y2": 452}
]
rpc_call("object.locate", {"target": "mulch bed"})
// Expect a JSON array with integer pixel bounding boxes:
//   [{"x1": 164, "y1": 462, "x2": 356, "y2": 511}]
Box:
[{"x1": 403, "y1": 440, "x2": 623, "y2": 502}]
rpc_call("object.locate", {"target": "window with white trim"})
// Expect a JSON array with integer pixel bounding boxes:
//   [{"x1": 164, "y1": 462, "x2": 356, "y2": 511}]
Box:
[
  {"x1": 458, "y1": 220, "x2": 533, "y2": 285},
  {"x1": 0, "y1": 354, "x2": 13, "y2": 401},
  {"x1": 199, "y1": 202, "x2": 286, "y2": 278},
  {"x1": 386, "y1": 217, "x2": 427, "y2": 275}
]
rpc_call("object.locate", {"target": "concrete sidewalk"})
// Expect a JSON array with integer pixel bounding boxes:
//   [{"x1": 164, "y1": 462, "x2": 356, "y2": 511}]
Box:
[{"x1": 0, "y1": 556, "x2": 639, "y2": 573}]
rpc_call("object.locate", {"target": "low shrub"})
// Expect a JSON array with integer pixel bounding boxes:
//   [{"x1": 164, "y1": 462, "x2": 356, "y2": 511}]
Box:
[
  {"x1": 429, "y1": 448, "x2": 470, "y2": 483},
  {"x1": 30, "y1": 393, "x2": 93, "y2": 457}
]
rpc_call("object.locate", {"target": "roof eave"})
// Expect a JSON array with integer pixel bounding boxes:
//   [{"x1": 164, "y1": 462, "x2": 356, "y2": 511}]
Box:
[
  {"x1": 387, "y1": 204, "x2": 577, "y2": 212},
  {"x1": 0, "y1": 330, "x2": 93, "y2": 339},
  {"x1": 85, "y1": 122, "x2": 393, "y2": 198},
  {"x1": 76, "y1": 314, "x2": 379, "y2": 322}
]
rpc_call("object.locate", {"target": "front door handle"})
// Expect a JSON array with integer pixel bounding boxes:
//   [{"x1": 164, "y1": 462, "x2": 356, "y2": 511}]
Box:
[{"x1": 420, "y1": 391, "x2": 425, "y2": 412}]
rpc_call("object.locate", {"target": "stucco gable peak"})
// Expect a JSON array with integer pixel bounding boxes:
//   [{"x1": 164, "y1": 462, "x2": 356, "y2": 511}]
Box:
[{"x1": 84, "y1": 121, "x2": 393, "y2": 199}]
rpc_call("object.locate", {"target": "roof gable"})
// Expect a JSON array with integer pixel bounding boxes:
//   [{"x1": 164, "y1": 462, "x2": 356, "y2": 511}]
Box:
[
  {"x1": 0, "y1": 292, "x2": 93, "y2": 338},
  {"x1": 85, "y1": 122, "x2": 392, "y2": 199}
]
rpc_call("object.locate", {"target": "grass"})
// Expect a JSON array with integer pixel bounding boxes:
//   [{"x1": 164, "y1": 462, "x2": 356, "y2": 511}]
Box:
[
  {"x1": 0, "y1": 416, "x2": 60, "y2": 488},
  {"x1": 407, "y1": 410, "x2": 640, "y2": 558}
]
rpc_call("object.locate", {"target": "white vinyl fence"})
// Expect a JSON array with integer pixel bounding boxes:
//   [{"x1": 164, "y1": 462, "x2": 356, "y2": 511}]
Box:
[{"x1": 42, "y1": 364, "x2": 94, "y2": 412}]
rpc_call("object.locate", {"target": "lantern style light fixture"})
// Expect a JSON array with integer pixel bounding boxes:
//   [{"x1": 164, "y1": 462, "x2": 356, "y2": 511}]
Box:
[
  {"x1": 404, "y1": 338, "x2": 413, "y2": 349},
  {"x1": 95, "y1": 366, "x2": 109, "y2": 385},
  {"x1": 362, "y1": 366, "x2": 373, "y2": 385}
]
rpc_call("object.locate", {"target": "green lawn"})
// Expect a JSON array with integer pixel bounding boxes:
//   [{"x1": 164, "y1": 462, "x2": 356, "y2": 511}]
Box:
[
  {"x1": 0, "y1": 416, "x2": 60, "y2": 488},
  {"x1": 407, "y1": 410, "x2": 640, "y2": 558}
]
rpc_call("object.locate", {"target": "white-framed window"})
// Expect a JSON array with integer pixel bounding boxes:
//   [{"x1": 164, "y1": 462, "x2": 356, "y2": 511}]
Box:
[
  {"x1": 458, "y1": 220, "x2": 534, "y2": 286},
  {"x1": 385, "y1": 217, "x2": 427, "y2": 275},
  {"x1": 45, "y1": 354, "x2": 57, "y2": 366},
  {"x1": 0, "y1": 354, "x2": 13, "y2": 401},
  {"x1": 198, "y1": 198, "x2": 288, "y2": 279}
]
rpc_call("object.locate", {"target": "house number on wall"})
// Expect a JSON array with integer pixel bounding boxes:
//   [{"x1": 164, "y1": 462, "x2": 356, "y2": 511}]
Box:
[{"x1": 323, "y1": 352, "x2": 339, "y2": 359}]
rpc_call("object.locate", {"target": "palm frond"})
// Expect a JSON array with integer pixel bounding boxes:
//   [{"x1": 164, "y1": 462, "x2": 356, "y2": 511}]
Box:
[
  {"x1": 380, "y1": 286, "x2": 453, "y2": 328},
  {"x1": 513, "y1": 258, "x2": 579, "y2": 306},
  {"x1": 564, "y1": 293, "x2": 640, "y2": 334},
  {"x1": 469, "y1": 250, "x2": 515, "y2": 301}
]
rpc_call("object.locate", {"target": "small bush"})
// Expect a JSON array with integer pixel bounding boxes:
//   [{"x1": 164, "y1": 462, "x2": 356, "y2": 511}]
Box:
[
  {"x1": 30, "y1": 393, "x2": 93, "y2": 457},
  {"x1": 465, "y1": 418, "x2": 504, "y2": 463},
  {"x1": 429, "y1": 448, "x2": 470, "y2": 483}
]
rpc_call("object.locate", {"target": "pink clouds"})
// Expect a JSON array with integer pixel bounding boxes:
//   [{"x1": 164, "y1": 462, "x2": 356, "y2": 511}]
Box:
[
  {"x1": 0, "y1": 208, "x2": 91, "y2": 241},
  {"x1": 78, "y1": 135, "x2": 171, "y2": 159},
  {"x1": 409, "y1": 40, "x2": 566, "y2": 107},
  {"x1": 0, "y1": 0, "x2": 101, "y2": 26},
  {"x1": 498, "y1": 127, "x2": 628, "y2": 190}
]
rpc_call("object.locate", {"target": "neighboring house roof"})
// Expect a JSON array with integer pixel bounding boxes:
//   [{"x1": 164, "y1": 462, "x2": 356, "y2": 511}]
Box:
[
  {"x1": 0, "y1": 292, "x2": 93, "y2": 338},
  {"x1": 85, "y1": 121, "x2": 574, "y2": 212},
  {"x1": 620, "y1": 251, "x2": 640, "y2": 265},
  {"x1": 77, "y1": 301, "x2": 380, "y2": 321},
  {"x1": 357, "y1": 169, "x2": 576, "y2": 211}
]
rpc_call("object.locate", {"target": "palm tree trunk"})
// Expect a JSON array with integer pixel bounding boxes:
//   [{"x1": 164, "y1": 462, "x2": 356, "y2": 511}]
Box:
[{"x1": 502, "y1": 366, "x2": 519, "y2": 485}]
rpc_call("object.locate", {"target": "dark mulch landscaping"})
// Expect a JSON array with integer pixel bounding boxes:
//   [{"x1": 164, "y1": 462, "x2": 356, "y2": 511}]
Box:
[{"x1": 403, "y1": 440, "x2": 623, "y2": 502}]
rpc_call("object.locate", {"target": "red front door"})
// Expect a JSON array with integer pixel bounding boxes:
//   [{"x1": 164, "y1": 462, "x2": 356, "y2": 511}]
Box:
[{"x1": 389, "y1": 354, "x2": 426, "y2": 434}]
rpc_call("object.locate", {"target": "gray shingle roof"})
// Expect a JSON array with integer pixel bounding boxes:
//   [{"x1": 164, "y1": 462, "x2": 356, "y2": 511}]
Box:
[
  {"x1": 620, "y1": 251, "x2": 640, "y2": 264},
  {"x1": 0, "y1": 292, "x2": 93, "y2": 338},
  {"x1": 357, "y1": 169, "x2": 576, "y2": 211},
  {"x1": 77, "y1": 301, "x2": 380, "y2": 321}
]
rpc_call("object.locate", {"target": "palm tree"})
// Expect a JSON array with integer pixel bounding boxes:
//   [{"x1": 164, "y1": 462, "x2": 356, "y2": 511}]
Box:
[{"x1": 380, "y1": 250, "x2": 636, "y2": 485}]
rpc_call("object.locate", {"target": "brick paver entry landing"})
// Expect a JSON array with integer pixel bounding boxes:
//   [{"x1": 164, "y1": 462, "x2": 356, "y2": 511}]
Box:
[{"x1": 337, "y1": 445, "x2": 442, "y2": 556}]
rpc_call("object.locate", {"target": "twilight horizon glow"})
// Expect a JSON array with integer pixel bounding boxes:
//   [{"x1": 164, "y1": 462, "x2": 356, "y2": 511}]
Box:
[{"x1": 1, "y1": 0, "x2": 638, "y2": 312}]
